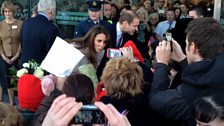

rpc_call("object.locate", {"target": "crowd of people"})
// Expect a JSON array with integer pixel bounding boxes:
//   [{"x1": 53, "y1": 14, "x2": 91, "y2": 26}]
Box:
[{"x1": 1, "y1": 0, "x2": 224, "y2": 126}]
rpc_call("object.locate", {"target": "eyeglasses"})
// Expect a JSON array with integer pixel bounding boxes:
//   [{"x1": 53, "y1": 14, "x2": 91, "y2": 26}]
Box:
[{"x1": 4, "y1": 10, "x2": 12, "y2": 13}]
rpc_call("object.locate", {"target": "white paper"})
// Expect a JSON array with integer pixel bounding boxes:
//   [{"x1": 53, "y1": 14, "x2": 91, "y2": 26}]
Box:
[{"x1": 40, "y1": 36, "x2": 84, "y2": 77}]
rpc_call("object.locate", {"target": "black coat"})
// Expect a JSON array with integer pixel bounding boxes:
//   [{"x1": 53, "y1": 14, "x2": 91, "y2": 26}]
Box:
[
  {"x1": 171, "y1": 18, "x2": 192, "y2": 54},
  {"x1": 31, "y1": 89, "x2": 62, "y2": 126},
  {"x1": 100, "y1": 85, "x2": 156, "y2": 126},
  {"x1": 20, "y1": 14, "x2": 60, "y2": 65},
  {"x1": 73, "y1": 17, "x2": 113, "y2": 38},
  {"x1": 109, "y1": 22, "x2": 138, "y2": 48},
  {"x1": 149, "y1": 54, "x2": 224, "y2": 125}
]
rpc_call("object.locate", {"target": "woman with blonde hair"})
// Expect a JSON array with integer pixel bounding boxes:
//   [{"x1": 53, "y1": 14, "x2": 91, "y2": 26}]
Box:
[
  {"x1": 0, "y1": 1, "x2": 22, "y2": 105},
  {"x1": 99, "y1": 56, "x2": 153, "y2": 125},
  {"x1": 101, "y1": 57, "x2": 145, "y2": 99}
]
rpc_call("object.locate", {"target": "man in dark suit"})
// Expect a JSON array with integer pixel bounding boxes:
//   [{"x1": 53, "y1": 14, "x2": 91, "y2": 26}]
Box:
[
  {"x1": 74, "y1": 0, "x2": 112, "y2": 38},
  {"x1": 20, "y1": 0, "x2": 61, "y2": 65},
  {"x1": 110, "y1": 10, "x2": 140, "y2": 48},
  {"x1": 97, "y1": 10, "x2": 140, "y2": 78}
]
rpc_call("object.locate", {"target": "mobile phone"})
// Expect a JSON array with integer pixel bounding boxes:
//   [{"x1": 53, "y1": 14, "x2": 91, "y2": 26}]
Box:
[
  {"x1": 165, "y1": 32, "x2": 172, "y2": 42},
  {"x1": 107, "y1": 48, "x2": 122, "y2": 58},
  {"x1": 73, "y1": 105, "x2": 105, "y2": 124},
  {"x1": 165, "y1": 32, "x2": 173, "y2": 52}
]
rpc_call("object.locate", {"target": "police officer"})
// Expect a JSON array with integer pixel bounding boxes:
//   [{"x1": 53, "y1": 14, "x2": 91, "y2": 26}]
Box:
[{"x1": 74, "y1": 0, "x2": 112, "y2": 38}]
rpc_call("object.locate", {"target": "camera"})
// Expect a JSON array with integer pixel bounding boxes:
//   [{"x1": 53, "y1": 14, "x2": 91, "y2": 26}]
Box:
[
  {"x1": 163, "y1": 32, "x2": 173, "y2": 52},
  {"x1": 73, "y1": 105, "x2": 105, "y2": 124},
  {"x1": 165, "y1": 32, "x2": 172, "y2": 42},
  {"x1": 107, "y1": 48, "x2": 122, "y2": 58}
]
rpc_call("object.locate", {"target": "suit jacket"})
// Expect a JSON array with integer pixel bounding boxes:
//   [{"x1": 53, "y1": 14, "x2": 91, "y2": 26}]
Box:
[
  {"x1": 74, "y1": 17, "x2": 112, "y2": 38},
  {"x1": 110, "y1": 22, "x2": 138, "y2": 48},
  {"x1": 97, "y1": 23, "x2": 141, "y2": 79},
  {"x1": 20, "y1": 14, "x2": 60, "y2": 65},
  {"x1": 0, "y1": 19, "x2": 22, "y2": 57}
]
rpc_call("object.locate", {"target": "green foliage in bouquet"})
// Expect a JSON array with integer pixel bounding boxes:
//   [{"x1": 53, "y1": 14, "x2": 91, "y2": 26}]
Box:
[
  {"x1": 8, "y1": 59, "x2": 44, "y2": 88},
  {"x1": 8, "y1": 66, "x2": 18, "y2": 88}
]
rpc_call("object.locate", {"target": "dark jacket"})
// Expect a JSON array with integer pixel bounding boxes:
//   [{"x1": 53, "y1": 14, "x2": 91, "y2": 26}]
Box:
[
  {"x1": 31, "y1": 89, "x2": 62, "y2": 126},
  {"x1": 172, "y1": 18, "x2": 192, "y2": 54},
  {"x1": 20, "y1": 14, "x2": 60, "y2": 65},
  {"x1": 100, "y1": 84, "x2": 180, "y2": 126},
  {"x1": 100, "y1": 85, "x2": 155, "y2": 126},
  {"x1": 74, "y1": 17, "x2": 113, "y2": 38},
  {"x1": 109, "y1": 22, "x2": 138, "y2": 48},
  {"x1": 97, "y1": 23, "x2": 149, "y2": 79},
  {"x1": 149, "y1": 54, "x2": 224, "y2": 125}
]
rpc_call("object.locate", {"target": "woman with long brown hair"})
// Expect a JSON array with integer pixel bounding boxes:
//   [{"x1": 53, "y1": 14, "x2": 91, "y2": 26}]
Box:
[{"x1": 72, "y1": 25, "x2": 111, "y2": 68}]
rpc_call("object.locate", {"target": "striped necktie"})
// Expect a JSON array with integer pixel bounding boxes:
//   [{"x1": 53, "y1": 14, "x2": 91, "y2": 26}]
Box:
[
  {"x1": 168, "y1": 22, "x2": 172, "y2": 30},
  {"x1": 116, "y1": 33, "x2": 124, "y2": 48}
]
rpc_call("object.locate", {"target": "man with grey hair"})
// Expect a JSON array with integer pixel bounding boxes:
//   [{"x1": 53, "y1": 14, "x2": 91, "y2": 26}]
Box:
[{"x1": 20, "y1": 0, "x2": 61, "y2": 65}]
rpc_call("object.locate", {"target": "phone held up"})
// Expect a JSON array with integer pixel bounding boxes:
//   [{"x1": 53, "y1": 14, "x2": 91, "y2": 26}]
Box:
[
  {"x1": 107, "y1": 48, "x2": 122, "y2": 58},
  {"x1": 73, "y1": 105, "x2": 105, "y2": 124},
  {"x1": 163, "y1": 32, "x2": 173, "y2": 52}
]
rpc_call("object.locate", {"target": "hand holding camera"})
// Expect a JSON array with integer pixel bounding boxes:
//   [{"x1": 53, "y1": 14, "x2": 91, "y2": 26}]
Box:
[
  {"x1": 120, "y1": 46, "x2": 135, "y2": 61},
  {"x1": 163, "y1": 32, "x2": 173, "y2": 52},
  {"x1": 170, "y1": 39, "x2": 186, "y2": 62},
  {"x1": 156, "y1": 32, "x2": 187, "y2": 64},
  {"x1": 42, "y1": 94, "x2": 83, "y2": 126},
  {"x1": 42, "y1": 95, "x2": 131, "y2": 126},
  {"x1": 73, "y1": 104, "x2": 105, "y2": 124},
  {"x1": 95, "y1": 102, "x2": 131, "y2": 126},
  {"x1": 107, "y1": 47, "x2": 135, "y2": 61}
]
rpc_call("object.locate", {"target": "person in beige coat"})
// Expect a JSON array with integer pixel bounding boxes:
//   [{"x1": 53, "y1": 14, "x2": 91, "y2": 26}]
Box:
[{"x1": 0, "y1": 1, "x2": 22, "y2": 105}]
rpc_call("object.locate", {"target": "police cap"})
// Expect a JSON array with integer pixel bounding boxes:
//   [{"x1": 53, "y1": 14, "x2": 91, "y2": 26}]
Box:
[{"x1": 86, "y1": 0, "x2": 104, "y2": 11}]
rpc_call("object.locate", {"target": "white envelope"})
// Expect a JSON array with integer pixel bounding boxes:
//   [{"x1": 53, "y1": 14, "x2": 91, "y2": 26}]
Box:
[{"x1": 40, "y1": 36, "x2": 84, "y2": 77}]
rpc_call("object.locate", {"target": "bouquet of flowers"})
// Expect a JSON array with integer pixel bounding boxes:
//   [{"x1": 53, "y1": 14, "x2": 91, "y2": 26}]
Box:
[
  {"x1": 16, "y1": 60, "x2": 45, "y2": 111},
  {"x1": 8, "y1": 66, "x2": 19, "y2": 88},
  {"x1": 8, "y1": 59, "x2": 44, "y2": 87},
  {"x1": 17, "y1": 59, "x2": 44, "y2": 79}
]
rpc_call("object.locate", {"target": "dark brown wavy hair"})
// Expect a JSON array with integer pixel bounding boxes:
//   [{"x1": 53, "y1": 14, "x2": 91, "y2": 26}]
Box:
[
  {"x1": 73, "y1": 25, "x2": 111, "y2": 68},
  {"x1": 62, "y1": 73, "x2": 95, "y2": 104}
]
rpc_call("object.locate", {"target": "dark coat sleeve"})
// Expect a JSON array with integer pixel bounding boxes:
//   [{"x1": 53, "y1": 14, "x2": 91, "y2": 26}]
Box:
[
  {"x1": 74, "y1": 23, "x2": 85, "y2": 38},
  {"x1": 149, "y1": 63, "x2": 194, "y2": 125},
  {"x1": 31, "y1": 89, "x2": 62, "y2": 126},
  {"x1": 137, "y1": 61, "x2": 154, "y2": 84},
  {"x1": 45, "y1": 26, "x2": 59, "y2": 52}
]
